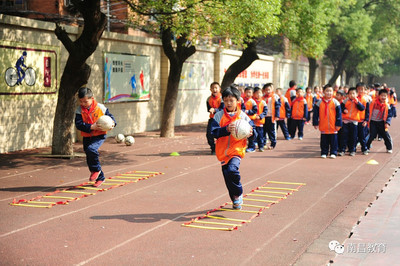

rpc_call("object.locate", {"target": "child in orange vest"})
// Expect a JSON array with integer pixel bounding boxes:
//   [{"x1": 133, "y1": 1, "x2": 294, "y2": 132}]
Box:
[
  {"x1": 305, "y1": 87, "x2": 314, "y2": 124},
  {"x1": 206, "y1": 82, "x2": 223, "y2": 155},
  {"x1": 289, "y1": 88, "x2": 308, "y2": 140},
  {"x1": 356, "y1": 82, "x2": 372, "y2": 155},
  {"x1": 335, "y1": 90, "x2": 346, "y2": 151},
  {"x1": 75, "y1": 87, "x2": 117, "y2": 187},
  {"x1": 242, "y1": 86, "x2": 258, "y2": 118},
  {"x1": 366, "y1": 89, "x2": 393, "y2": 153},
  {"x1": 263, "y1": 83, "x2": 281, "y2": 149},
  {"x1": 313, "y1": 84, "x2": 342, "y2": 158},
  {"x1": 276, "y1": 88, "x2": 291, "y2": 140},
  {"x1": 339, "y1": 87, "x2": 365, "y2": 156},
  {"x1": 210, "y1": 86, "x2": 254, "y2": 210},
  {"x1": 247, "y1": 87, "x2": 267, "y2": 152}
]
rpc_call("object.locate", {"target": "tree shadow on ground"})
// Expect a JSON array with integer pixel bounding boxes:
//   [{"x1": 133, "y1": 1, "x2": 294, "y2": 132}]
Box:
[
  {"x1": 136, "y1": 149, "x2": 212, "y2": 157},
  {"x1": 0, "y1": 185, "x2": 80, "y2": 193},
  {"x1": 90, "y1": 210, "x2": 211, "y2": 223}
]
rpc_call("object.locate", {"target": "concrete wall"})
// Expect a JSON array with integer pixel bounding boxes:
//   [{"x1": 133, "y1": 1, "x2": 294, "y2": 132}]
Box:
[{"x1": 0, "y1": 14, "x2": 337, "y2": 153}]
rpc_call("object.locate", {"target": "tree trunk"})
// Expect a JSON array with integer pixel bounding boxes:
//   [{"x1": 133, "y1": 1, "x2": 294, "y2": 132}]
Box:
[
  {"x1": 160, "y1": 28, "x2": 196, "y2": 137},
  {"x1": 51, "y1": 0, "x2": 106, "y2": 155},
  {"x1": 328, "y1": 46, "x2": 350, "y2": 86},
  {"x1": 307, "y1": 57, "x2": 318, "y2": 87},
  {"x1": 221, "y1": 40, "x2": 259, "y2": 90}
]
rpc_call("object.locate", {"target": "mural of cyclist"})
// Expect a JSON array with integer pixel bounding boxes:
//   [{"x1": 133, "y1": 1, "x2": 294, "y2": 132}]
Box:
[{"x1": 16, "y1": 51, "x2": 27, "y2": 85}]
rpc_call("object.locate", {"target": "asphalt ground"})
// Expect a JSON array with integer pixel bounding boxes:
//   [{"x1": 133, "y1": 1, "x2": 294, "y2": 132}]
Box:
[{"x1": 0, "y1": 121, "x2": 399, "y2": 265}]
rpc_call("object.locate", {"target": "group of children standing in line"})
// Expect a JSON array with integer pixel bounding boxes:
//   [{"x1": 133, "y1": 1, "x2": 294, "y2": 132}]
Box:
[{"x1": 207, "y1": 81, "x2": 396, "y2": 209}]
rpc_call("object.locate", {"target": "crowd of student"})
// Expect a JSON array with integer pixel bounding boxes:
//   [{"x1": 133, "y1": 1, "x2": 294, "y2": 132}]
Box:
[{"x1": 206, "y1": 80, "x2": 397, "y2": 159}]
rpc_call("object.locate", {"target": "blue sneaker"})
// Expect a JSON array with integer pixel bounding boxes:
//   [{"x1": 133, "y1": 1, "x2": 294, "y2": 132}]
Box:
[
  {"x1": 233, "y1": 195, "x2": 243, "y2": 210},
  {"x1": 246, "y1": 148, "x2": 255, "y2": 153}
]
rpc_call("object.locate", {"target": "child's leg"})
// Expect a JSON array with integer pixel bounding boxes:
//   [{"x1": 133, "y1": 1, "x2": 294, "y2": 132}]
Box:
[
  {"x1": 320, "y1": 134, "x2": 329, "y2": 156},
  {"x1": 340, "y1": 123, "x2": 350, "y2": 153},
  {"x1": 221, "y1": 157, "x2": 243, "y2": 201},
  {"x1": 376, "y1": 121, "x2": 393, "y2": 150},
  {"x1": 278, "y1": 120, "x2": 290, "y2": 139},
  {"x1": 366, "y1": 121, "x2": 378, "y2": 150},
  {"x1": 83, "y1": 135, "x2": 106, "y2": 181},
  {"x1": 265, "y1": 117, "x2": 277, "y2": 147},
  {"x1": 206, "y1": 119, "x2": 215, "y2": 153},
  {"x1": 288, "y1": 119, "x2": 296, "y2": 138},
  {"x1": 330, "y1": 134, "x2": 338, "y2": 156},
  {"x1": 348, "y1": 123, "x2": 358, "y2": 153},
  {"x1": 262, "y1": 122, "x2": 268, "y2": 146},
  {"x1": 297, "y1": 120, "x2": 305, "y2": 138},
  {"x1": 357, "y1": 123, "x2": 368, "y2": 152},
  {"x1": 256, "y1": 126, "x2": 265, "y2": 148}
]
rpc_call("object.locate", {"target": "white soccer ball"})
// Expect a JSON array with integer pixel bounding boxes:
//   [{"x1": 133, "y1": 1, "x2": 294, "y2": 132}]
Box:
[
  {"x1": 115, "y1": 134, "x2": 125, "y2": 143},
  {"x1": 96, "y1": 115, "x2": 115, "y2": 131},
  {"x1": 231, "y1": 119, "x2": 252, "y2": 140},
  {"x1": 125, "y1": 135, "x2": 135, "y2": 146}
]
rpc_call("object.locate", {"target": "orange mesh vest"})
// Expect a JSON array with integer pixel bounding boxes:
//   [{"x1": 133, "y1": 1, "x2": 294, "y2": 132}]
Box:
[
  {"x1": 342, "y1": 99, "x2": 361, "y2": 121},
  {"x1": 80, "y1": 100, "x2": 107, "y2": 137},
  {"x1": 317, "y1": 98, "x2": 340, "y2": 134},
  {"x1": 207, "y1": 93, "x2": 222, "y2": 118}
]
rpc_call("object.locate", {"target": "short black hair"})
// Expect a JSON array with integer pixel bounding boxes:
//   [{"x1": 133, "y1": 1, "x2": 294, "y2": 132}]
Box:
[
  {"x1": 210, "y1": 81, "x2": 220, "y2": 88},
  {"x1": 374, "y1": 83, "x2": 381, "y2": 88},
  {"x1": 222, "y1": 85, "x2": 240, "y2": 100},
  {"x1": 378, "y1": 89, "x2": 388, "y2": 95},
  {"x1": 323, "y1": 84, "x2": 332, "y2": 91},
  {"x1": 356, "y1": 82, "x2": 365, "y2": 89},
  {"x1": 336, "y1": 90, "x2": 345, "y2": 96},
  {"x1": 244, "y1": 86, "x2": 254, "y2": 92},
  {"x1": 78, "y1": 87, "x2": 93, "y2": 99},
  {"x1": 296, "y1": 87, "x2": 304, "y2": 92},
  {"x1": 262, "y1": 83, "x2": 273, "y2": 90},
  {"x1": 289, "y1": 80, "x2": 296, "y2": 88},
  {"x1": 253, "y1": 86, "x2": 262, "y2": 93},
  {"x1": 347, "y1": 87, "x2": 357, "y2": 94}
]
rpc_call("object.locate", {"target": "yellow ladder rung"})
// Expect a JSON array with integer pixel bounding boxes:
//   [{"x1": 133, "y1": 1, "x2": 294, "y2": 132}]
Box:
[
  {"x1": 108, "y1": 179, "x2": 136, "y2": 183},
  {"x1": 193, "y1": 220, "x2": 241, "y2": 227},
  {"x1": 133, "y1": 171, "x2": 161, "y2": 174},
  {"x1": 43, "y1": 195, "x2": 76, "y2": 200},
  {"x1": 182, "y1": 224, "x2": 234, "y2": 231},
  {"x1": 101, "y1": 183, "x2": 126, "y2": 186},
  {"x1": 26, "y1": 201, "x2": 56, "y2": 204},
  {"x1": 249, "y1": 193, "x2": 285, "y2": 199},
  {"x1": 205, "y1": 215, "x2": 249, "y2": 223},
  {"x1": 76, "y1": 186, "x2": 102, "y2": 190},
  {"x1": 11, "y1": 203, "x2": 51, "y2": 208},
  {"x1": 227, "y1": 203, "x2": 267, "y2": 208},
  {"x1": 252, "y1": 191, "x2": 287, "y2": 198},
  {"x1": 120, "y1": 174, "x2": 149, "y2": 177},
  {"x1": 257, "y1": 190, "x2": 289, "y2": 195},
  {"x1": 268, "y1": 181, "x2": 306, "y2": 186},
  {"x1": 260, "y1": 187, "x2": 298, "y2": 191},
  {"x1": 60, "y1": 191, "x2": 95, "y2": 195},
  {"x1": 220, "y1": 208, "x2": 259, "y2": 214},
  {"x1": 114, "y1": 176, "x2": 147, "y2": 179},
  {"x1": 243, "y1": 198, "x2": 278, "y2": 203}
]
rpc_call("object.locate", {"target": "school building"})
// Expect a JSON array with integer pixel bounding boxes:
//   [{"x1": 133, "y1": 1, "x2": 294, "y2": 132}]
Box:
[{"x1": 1, "y1": 14, "x2": 342, "y2": 154}]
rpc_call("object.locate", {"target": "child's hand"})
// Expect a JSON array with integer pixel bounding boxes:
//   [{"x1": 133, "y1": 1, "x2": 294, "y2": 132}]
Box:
[
  {"x1": 256, "y1": 115, "x2": 260, "y2": 120},
  {"x1": 343, "y1": 109, "x2": 348, "y2": 114},
  {"x1": 209, "y1": 108, "x2": 215, "y2": 114},
  {"x1": 227, "y1": 123, "x2": 236, "y2": 133},
  {"x1": 249, "y1": 126, "x2": 253, "y2": 136},
  {"x1": 90, "y1": 123, "x2": 102, "y2": 131},
  {"x1": 314, "y1": 126, "x2": 318, "y2": 130},
  {"x1": 362, "y1": 121, "x2": 368, "y2": 127},
  {"x1": 385, "y1": 123, "x2": 390, "y2": 129},
  {"x1": 335, "y1": 126, "x2": 341, "y2": 131}
]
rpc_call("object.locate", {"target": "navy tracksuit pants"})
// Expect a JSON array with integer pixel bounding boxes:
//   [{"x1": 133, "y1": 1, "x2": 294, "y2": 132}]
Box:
[
  {"x1": 222, "y1": 157, "x2": 242, "y2": 201},
  {"x1": 366, "y1": 121, "x2": 392, "y2": 151},
  {"x1": 320, "y1": 134, "x2": 338, "y2": 156},
  {"x1": 83, "y1": 135, "x2": 106, "y2": 181},
  {"x1": 263, "y1": 117, "x2": 277, "y2": 147},
  {"x1": 340, "y1": 123, "x2": 358, "y2": 153}
]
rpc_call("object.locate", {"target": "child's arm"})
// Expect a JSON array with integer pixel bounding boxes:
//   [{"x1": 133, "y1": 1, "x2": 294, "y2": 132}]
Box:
[
  {"x1": 363, "y1": 101, "x2": 370, "y2": 126},
  {"x1": 105, "y1": 109, "x2": 117, "y2": 128},
  {"x1": 258, "y1": 102, "x2": 268, "y2": 119},
  {"x1": 386, "y1": 104, "x2": 393, "y2": 126},
  {"x1": 355, "y1": 100, "x2": 365, "y2": 111},
  {"x1": 303, "y1": 101, "x2": 308, "y2": 120},
  {"x1": 312, "y1": 103, "x2": 319, "y2": 128},
  {"x1": 246, "y1": 101, "x2": 258, "y2": 116},
  {"x1": 285, "y1": 100, "x2": 291, "y2": 118},
  {"x1": 210, "y1": 119, "x2": 230, "y2": 139},
  {"x1": 335, "y1": 104, "x2": 342, "y2": 129},
  {"x1": 274, "y1": 97, "x2": 281, "y2": 119},
  {"x1": 75, "y1": 113, "x2": 101, "y2": 133}
]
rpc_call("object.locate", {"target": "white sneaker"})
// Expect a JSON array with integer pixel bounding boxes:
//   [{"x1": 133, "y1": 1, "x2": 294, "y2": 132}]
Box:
[
  {"x1": 321, "y1": 154, "x2": 327, "y2": 159},
  {"x1": 330, "y1": 154, "x2": 336, "y2": 159},
  {"x1": 363, "y1": 150, "x2": 369, "y2": 155},
  {"x1": 299, "y1": 137, "x2": 303, "y2": 140},
  {"x1": 387, "y1": 150, "x2": 393, "y2": 154},
  {"x1": 350, "y1": 152, "x2": 356, "y2": 156}
]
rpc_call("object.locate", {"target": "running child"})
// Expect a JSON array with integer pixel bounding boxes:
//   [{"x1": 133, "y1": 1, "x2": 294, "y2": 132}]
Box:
[
  {"x1": 210, "y1": 86, "x2": 254, "y2": 210},
  {"x1": 75, "y1": 87, "x2": 117, "y2": 187}
]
